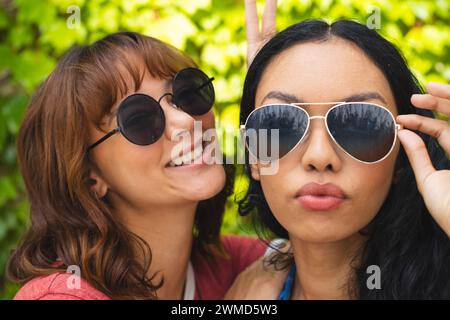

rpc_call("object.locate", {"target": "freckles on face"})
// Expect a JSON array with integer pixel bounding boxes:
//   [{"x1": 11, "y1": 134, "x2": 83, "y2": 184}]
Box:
[{"x1": 254, "y1": 38, "x2": 401, "y2": 243}]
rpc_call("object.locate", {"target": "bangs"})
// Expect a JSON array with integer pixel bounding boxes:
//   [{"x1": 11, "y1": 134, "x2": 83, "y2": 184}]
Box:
[{"x1": 69, "y1": 32, "x2": 196, "y2": 129}]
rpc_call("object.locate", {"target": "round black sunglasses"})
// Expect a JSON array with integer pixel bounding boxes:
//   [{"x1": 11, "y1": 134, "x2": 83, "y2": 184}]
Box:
[{"x1": 88, "y1": 67, "x2": 214, "y2": 151}]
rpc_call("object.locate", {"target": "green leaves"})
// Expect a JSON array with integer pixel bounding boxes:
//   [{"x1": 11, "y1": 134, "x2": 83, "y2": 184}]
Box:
[{"x1": 9, "y1": 51, "x2": 56, "y2": 92}]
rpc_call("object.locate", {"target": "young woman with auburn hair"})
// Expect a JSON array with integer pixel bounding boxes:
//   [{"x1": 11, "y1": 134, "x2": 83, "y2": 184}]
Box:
[{"x1": 7, "y1": 31, "x2": 272, "y2": 300}]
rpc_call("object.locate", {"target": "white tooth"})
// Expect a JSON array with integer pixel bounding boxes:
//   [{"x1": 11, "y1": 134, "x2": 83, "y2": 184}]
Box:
[
  {"x1": 172, "y1": 157, "x2": 183, "y2": 166},
  {"x1": 192, "y1": 152, "x2": 197, "y2": 162},
  {"x1": 194, "y1": 146, "x2": 203, "y2": 160},
  {"x1": 182, "y1": 151, "x2": 192, "y2": 165}
]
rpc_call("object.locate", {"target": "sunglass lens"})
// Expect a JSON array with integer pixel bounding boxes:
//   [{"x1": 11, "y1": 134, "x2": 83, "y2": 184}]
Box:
[
  {"x1": 244, "y1": 104, "x2": 309, "y2": 161},
  {"x1": 327, "y1": 103, "x2": 396, "y2": 162},
  {"x1": 118, "y1": 94, "x2": 165, "y2": 145},
  {"x1": 172, "y1": 68, "x2": 215, "y2": 116}
]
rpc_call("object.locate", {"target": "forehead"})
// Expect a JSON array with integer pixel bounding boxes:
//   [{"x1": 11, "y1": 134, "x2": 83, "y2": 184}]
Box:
[{"x1": 255, "y1": 38, "x2": 397, "y2": 114}]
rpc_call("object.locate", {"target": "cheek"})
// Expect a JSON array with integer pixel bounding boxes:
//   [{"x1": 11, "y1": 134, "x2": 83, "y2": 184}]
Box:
[
  {"x1": 197, "y1": 111, "x2": 215, "y2": 129},
  {"x1": 348, "y1": 161, "x2": 395, "y2": 216},
  {"x1": 97, "y1": 137, "x2": 164, "y2": 191},
  {"x1": 258, "y1": 160, "x2": 296, "y2": 216},
  {"x1": 349, "y1": 142, "x2": 400, "y2": 211},
  {"x1": 325, "y1": 160, "x2": 397, "y2": 241},
  {"x1": 326, "y1": 162, "x2": 396, "y2": 241}
]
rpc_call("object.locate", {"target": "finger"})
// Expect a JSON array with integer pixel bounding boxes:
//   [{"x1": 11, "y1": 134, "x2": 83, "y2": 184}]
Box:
[
  {"x1": 396, "y1": 114, "x2": 450, "y2": 152},
  {"x1": 427, "y1": 82, "x2": 450, "y2": 100},
  {"x1": 245, "y1": 0, "x2": 261, "y2": 44},
  {"x1": 245, "y1": 0, "x2": 261, "y2": 65},
  {"x1": 262, "y1": 0, "x2": 277, "y2": 38},
  {"x1": 397, "y1": 129, "x2": 436, "y2": 193},
  {"x1": 411, "y1": 94, "x2": 450, "y2": 115}
]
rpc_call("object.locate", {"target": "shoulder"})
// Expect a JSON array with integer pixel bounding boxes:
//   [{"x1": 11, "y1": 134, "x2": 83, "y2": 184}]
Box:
[
  {"x1": 14, "y1": 272, "x2": 110, "y2": 300},
  {"x1": 192, "y1": 235, "x2": 268, "y2": 299},
  {"x1": 220, "y1": 234, "x2": 267, "y2": 271}
]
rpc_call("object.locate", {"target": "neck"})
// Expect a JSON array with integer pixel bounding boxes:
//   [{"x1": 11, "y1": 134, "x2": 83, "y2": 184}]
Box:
[
  {"x1": 290, "y1": 233, "x2": 365, "y2": 300},
  {"x1": 116, "y1": 201, "x2": 197, "y2": 299}
]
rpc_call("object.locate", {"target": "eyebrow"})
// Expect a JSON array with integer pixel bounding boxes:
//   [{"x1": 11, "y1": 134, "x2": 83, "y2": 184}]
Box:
[
  {"x1": 261, "y1": 91, "x2": 302, "y2": 104},
  {"x1": 260, "y1": 90, "x2": 387, "y2": 105},
  {"x1": 343, "y1": 92, "x2": 387, "y2": 104}
]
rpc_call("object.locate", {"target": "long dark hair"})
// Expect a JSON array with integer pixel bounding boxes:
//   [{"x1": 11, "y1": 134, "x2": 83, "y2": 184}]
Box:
[
  {"x1": 8, "y1": 32, "x2": 234, "y2": 299},
  {"x1": 238, "y1": 20, "x2": 450, "y2": 299}
]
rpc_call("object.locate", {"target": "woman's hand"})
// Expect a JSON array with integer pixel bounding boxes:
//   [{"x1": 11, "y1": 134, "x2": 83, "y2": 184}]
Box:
[
  {"x1": 224, "y1": 241, "x2": 290, "y2": 300},
  {"x1": 396, "y1": 82, "x2": 450, "y2": 237},
  {"x1": 245, "y1": 0, "x2": 277, "y2": 67}
]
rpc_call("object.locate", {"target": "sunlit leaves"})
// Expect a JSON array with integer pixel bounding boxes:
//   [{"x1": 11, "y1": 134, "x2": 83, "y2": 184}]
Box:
[
  {"x1": 9, "y1": 50, "x2": 55, "y2": 92},
  {"x1": 145, "y1": 11, "x2": 197, "y2": 48}
]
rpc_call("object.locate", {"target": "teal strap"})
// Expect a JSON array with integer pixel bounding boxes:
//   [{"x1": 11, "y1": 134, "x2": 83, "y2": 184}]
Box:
[{"x1": 278, "y1": 263, "x2": 296, "y2": 300}]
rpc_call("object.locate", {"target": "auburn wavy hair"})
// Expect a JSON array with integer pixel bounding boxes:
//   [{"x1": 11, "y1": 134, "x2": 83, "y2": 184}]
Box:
[{"x1": 7, "y1": 32, "x2": 234, "y2": 299}]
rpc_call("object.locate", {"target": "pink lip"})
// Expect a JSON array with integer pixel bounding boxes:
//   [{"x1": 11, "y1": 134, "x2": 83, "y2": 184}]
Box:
[{"x1": 296, "y1": 182, "x2": 347, "y2": 211}]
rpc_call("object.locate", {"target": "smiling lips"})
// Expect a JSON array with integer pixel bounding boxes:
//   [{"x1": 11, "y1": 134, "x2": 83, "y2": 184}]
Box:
[
  {"x1": 166, "y1": 139, "x2": 214, "y2": 169},
  {"x1": 168, "y1": 141, "x2": 204, "y2": 167},
  {"x1": 296, "y1": 182, "x2": 347, "y2": 211}
]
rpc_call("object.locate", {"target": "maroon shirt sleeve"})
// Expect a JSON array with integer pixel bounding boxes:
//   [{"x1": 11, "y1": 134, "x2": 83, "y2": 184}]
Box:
[
  {"x1": 14, "y1": 273, "x2": 110, "y2": 300},
  {"x1": 192, "y1": 235, "x2": 267, "y2": 300}
]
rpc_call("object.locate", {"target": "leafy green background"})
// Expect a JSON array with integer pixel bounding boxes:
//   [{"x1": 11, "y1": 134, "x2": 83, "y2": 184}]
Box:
[{"x1": 0, "y1": 0, "x2": 449, "y2": 299}]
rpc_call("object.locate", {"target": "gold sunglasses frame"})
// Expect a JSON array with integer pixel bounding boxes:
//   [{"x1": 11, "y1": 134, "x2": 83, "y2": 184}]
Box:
[{"x1": 240, "y1": 102, "x2": 403, "y2": 164}]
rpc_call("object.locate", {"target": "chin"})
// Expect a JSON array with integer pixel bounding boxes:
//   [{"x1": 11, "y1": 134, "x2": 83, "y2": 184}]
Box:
[
  {"x1": 286, "y1": 219, "x2": 362, "y2": 244},
  {"x1": 186, "y1": 165, "x2": 226, "y2": 200},
  {"x1": 294, "y1": 232, "x2": 354, "y2": 244}
]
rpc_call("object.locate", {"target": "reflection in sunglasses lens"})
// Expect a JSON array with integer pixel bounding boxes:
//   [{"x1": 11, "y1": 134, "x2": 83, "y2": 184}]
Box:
[{"x1": 327, "y1": 103, "x2": 396, "y2": 162}]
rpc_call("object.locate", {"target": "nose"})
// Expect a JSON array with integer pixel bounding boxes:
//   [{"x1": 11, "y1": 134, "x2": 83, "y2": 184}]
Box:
[
  {"x1": 300, "y1": 117, "x2": 342, "y2": 172},
  {"x1": 160, "y1": 97, "x2": 196, "y2": 142}
]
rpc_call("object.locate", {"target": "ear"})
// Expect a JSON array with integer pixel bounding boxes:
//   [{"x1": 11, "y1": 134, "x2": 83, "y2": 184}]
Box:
[
  {"x1": 89, "y1": 168, "x2": 108, "y2": 198},
  {"x1": 250, "y1": 163, "x2": 260, "y2": 181}
]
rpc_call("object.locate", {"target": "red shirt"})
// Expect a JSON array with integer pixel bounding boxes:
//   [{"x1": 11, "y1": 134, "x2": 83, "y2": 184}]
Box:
[{"x1": 14, "y1": 235, "x2": 267, "y2": 300}]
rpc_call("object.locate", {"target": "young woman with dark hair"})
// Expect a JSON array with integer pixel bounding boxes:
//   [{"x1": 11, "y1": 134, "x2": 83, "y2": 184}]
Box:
[
  {"x1": 237, "y1": 1, "x2": 450, "y2": 299},
  {"x1": 7, "y1": 31, "x2": 272, "y2": 300}
]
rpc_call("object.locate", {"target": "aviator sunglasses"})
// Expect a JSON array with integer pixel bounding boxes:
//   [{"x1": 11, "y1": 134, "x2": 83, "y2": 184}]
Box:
[
  {"x1": 88, "y1": 67, "x2": 215, "y2": 151},
  {"x1": 241, "y1": 102, "x2": 403, "y2": 164}
]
